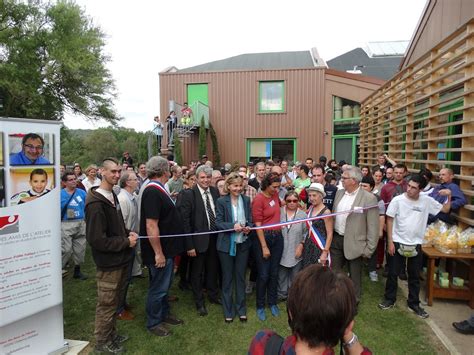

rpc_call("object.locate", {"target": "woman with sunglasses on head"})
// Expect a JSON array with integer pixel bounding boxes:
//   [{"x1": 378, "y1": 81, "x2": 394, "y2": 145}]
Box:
[
  {"x1": 302, "y1": 183, "x2": 333, "y2": 269},
  {"x1": 215, "y1": 173, "x2": 252, "y2": 323},
  {"x1": 252, "y1": 172, "x2": 284, "y2": 321},
  {"x1": 277, "y1": 191, "x2": 307, "y2": 302}
]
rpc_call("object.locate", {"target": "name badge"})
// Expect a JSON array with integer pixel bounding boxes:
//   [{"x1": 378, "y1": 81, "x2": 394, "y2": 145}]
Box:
[
  {"x1": 269, "y1": 200, "x2": 275, "y2": 207},
  {"x1": 353, "y1": 206, "x2": 364, "y2": 214},
  {"x1": 67, "y1": 209, "x2": 76, "y2": 219},
  {"x1": 412, "y1": 206, "x2": 422, "y2": 212}
]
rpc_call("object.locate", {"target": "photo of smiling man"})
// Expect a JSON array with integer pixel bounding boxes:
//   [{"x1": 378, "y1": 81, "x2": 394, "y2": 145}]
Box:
[{"x1": 9, "y1": 133, "x2": 51, "y2": 165}]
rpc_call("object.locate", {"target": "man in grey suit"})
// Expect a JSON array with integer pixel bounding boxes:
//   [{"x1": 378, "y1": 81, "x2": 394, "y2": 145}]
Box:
[{"x1": 331, "y1": 166, "x2": 379, "y2": 302}]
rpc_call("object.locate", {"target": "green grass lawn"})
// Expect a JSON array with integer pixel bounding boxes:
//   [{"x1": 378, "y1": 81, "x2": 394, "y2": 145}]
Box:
[{"x1": 63, "y1": 249, "x2": 446, "y2": 354}]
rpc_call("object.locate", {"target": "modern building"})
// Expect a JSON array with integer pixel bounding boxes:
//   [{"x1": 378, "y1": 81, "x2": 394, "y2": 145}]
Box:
[
  {"x1": 159, "y1": 49, "x2": 384, "y2": 165},
  {"x1": 359, "y1": 0, "x2": 474, "y2": 228}
]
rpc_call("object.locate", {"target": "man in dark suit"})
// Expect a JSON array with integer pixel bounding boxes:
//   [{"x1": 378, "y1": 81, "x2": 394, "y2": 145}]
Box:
[{"x1": 178, "y1": 165, "x2": 220, "y2": 316}]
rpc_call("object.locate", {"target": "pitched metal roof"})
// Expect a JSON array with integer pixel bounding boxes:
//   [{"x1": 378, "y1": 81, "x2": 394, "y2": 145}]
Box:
[
  {"x1": 327, "y1": 47, "x2": 403, "y2": 81},
  {"x1": 177, "y1": 51, "x2": 315, "y2": 73}
]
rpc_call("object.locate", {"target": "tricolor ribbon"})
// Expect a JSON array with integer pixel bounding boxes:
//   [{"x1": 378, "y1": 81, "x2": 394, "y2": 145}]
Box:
[
  {"x1": 138, "y1": 202, "x2": 384, "y2": 239},
  {"x1": 305, "y1": 206, "x2": 332, "y2": 267},
  {"x1": 146, "y1": 180, "x2": 175, "y2": 205}
]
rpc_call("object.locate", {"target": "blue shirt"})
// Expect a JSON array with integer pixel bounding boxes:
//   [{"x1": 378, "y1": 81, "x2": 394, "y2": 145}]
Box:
[
  {"x1": 428, "y1": 182, "x2": 467, "y2": 224},
  {"x1": 10, "y1": 151, "x2": 51, "y2": 165},
  {"x1": 61, "y1": 188, "x2": 87, "y2": 221}
]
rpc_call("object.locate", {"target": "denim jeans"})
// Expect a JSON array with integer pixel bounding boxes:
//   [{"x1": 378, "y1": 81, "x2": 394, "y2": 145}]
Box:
[
  {"x1": 146, "y1": 258, "x2": 173, "y2": 329},
  {"x1": 384, "y1": 243, "x2": 422, "y2": 307},
  {"x1": 277, "y1": 262, "x2": 302, "y2": 300},
  {"x1": 252, "y1": 231, "x2": 284, "y2": 308}
]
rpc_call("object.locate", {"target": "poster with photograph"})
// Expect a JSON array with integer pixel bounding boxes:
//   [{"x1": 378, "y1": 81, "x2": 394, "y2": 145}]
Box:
[
  {"x1": 9, "y1": 167, "x2": 55, "y2": 206},
  {"x1": 0, "y1": 118, "x2": 64, "y2": 354},
  {"x1": 8, "y1": 132, "x2": 54, "y2": 166}
]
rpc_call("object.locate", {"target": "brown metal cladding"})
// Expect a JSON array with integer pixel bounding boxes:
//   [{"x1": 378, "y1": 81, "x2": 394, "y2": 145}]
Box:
[
  {"x1": 160, "y1": 68, "x2": 381, "y2": 165},
  {"x1": 401, "y1": 0, "x2": 474, "y2": 69}
]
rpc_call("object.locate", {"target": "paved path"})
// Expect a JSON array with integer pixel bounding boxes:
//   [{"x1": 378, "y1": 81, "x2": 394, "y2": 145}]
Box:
[{"x1": 398, "y1": 279, "x2": 473, "y2": 355}]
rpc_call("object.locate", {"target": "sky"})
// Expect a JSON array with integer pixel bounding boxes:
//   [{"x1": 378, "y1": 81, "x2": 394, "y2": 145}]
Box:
[{"x1": 63, "y1": 0, "x2": 427, "y2": 132}]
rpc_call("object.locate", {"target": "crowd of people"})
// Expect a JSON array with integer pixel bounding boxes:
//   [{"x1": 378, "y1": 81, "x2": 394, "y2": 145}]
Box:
[{"x1": 58, "y1": 151, "x2": 472, "y2": 353}]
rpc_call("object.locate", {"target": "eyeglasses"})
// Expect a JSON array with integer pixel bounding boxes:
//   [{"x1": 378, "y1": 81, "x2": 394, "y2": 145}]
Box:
[
  {"x1": 286, "y1": 199, "x2": 299, "y2": 203},
  {"x1": 24, "y1": 144, "x2": 43, "y2": 151}
]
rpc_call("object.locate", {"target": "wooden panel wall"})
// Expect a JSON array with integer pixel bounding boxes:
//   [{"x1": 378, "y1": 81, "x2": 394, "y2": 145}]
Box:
[
  {"x1": 360, "y1": 20, "x2": 474, "y2": 227},
  {"x1": 402, "y1": 0, "x2": 474, "y2": 69}
]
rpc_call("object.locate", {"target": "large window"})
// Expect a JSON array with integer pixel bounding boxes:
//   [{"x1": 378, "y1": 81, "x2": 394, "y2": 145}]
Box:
[
  {"x1": 259, "y1": 81, "x2": 284, "y2": 113},
  {"x1": 247, "y1": 138, "x2": 295, "y2": 162}
]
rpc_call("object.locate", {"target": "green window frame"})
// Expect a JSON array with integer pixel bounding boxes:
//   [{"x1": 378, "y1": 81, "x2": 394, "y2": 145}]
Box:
[
  {"x1": 259, "y1": 81, "x2": 285, "y2": 113},
  {"x1": 332, "y1": 134, "x2": 358, "y2": 165},
  {"x1": 246, "y1": 138, "x2": 296, "y2": 162}
]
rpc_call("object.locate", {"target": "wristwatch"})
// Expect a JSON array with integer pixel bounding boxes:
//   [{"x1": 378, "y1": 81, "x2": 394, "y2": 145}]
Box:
[{"x1": 343, "y1": 333, "x2": 358, "y2": 348}]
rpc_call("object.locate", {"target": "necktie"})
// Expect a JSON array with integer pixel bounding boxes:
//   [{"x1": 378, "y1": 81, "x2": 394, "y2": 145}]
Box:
[{"x1": 204, "y1": 190, "x2": 216, "y2": 231}]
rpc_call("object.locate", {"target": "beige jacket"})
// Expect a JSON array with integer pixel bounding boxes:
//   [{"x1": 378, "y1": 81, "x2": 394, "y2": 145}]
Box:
[{"x1": 333, "y1": 188, "x2": 379, "y2": 260}]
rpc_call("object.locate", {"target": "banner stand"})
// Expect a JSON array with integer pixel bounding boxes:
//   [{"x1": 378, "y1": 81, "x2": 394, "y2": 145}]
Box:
[{"x1": 0, "y1": 118, "x2": 65, "y2": 355}]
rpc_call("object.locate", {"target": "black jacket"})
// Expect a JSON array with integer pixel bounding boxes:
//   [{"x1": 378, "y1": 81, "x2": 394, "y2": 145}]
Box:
[
  {"x1": 177, "y1": 185, "x2": 219, "y2": 253},
  {"x1": 85, "y1": 186, "x2": 133, "y2": 271}
]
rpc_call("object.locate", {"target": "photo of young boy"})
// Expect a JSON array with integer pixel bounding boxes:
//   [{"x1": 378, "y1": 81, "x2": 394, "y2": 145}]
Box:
[{"x1": 10, "y1": 168, "x2": 52, "y2": 205}]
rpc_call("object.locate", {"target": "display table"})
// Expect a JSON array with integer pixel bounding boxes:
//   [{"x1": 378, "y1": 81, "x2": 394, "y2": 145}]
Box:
[{"x1": 423, "y1": 246, "x2": 474, "y2": 309}]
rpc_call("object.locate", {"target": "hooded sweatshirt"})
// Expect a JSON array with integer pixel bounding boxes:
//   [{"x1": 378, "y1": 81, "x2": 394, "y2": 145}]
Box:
[{"x1": 85, "y1": 186, "x2": 133, "y2": 271}]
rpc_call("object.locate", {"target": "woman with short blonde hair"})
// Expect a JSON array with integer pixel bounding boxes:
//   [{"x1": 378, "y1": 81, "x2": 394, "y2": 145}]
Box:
[
  {"x1": 82, "y1": 164, "x2": 101, "y2": 192},
  {"x1": 216, "y1": 172, "x2": 252, "y2": 323}
]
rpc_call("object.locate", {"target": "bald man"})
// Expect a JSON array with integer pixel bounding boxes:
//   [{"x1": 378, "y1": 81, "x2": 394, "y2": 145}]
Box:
[{"x1": 428, "y1": 168, "x2": 467, "y2": 224}]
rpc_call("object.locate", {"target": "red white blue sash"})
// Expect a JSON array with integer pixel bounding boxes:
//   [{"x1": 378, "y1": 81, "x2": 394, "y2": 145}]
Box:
[
  {"x1": 146, "y1": 180, "x2": 175, "y2": 205},
  {"x1": 306, "y1": 206, "x2": 332, "y2": 267}
]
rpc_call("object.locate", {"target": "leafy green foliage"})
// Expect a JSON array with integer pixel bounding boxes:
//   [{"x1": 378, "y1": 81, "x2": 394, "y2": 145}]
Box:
[
  {"x1": 60, "y1": 126, "x2": 150, "y2": 167},
  {"x1": 173, "y1": 131, "x2": 183, "y2": 166},
  {"x1": 209, "y1": 122, "x2": 221, "y2": 167},
  {"x1": 0, "y1": 0, "x2": 117, "y2": 122},
  {"x1": 198, "y1": 116, "x2": 207, "y2": 158}
]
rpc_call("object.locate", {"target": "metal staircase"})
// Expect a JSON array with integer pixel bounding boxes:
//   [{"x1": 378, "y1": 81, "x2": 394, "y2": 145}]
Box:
[{"x1": 147, "y1": 101, "x2": 209, "y2": 158}]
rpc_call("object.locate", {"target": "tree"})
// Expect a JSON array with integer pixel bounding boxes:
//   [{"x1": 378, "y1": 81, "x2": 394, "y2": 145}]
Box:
[
  {"x1": 83, "y1": 128, "x2": 119, "y2": 164},
  {"x1": 0, "y1": 0, "x2": 118, "y2": 123},
  {"x1": 173, "y1": 131, "x2": 183, "y2": 166},
  {"x1": 198, "y1": 116, "x2": 207, "y2": 158},
  {"x1": 209, "y1": 123, "x2": 221, "y2": 167}
]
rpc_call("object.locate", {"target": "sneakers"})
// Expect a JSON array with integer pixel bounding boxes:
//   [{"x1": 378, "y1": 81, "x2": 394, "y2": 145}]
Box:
[
  {"x1": 256, "y1": 308, "x2": 266, "y2": 321},
  {"x1": 112, "y1": 334, "x2": 129, "y2": 344},
  {"x1": 378, "y1": 299, "x2": 395, "y2": 310},
  {"x1": 408, "y1": 304, "x2": 429, "y2": 319},
  {"x1": 94, "y1": 341, "x2": 124, "y2": 354},
  {"x1": 245, "y1": 281, "x2": 255, "y2": 294},
  {"x1": 369, "y1": 271, "x2": 378, "y2": 282},
  {"x1": 163, "y1": 314, "x2": 184, "y2": 326},
  {"x1": 270, "y1": 305, "x2": 280, "y2": 317}
]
